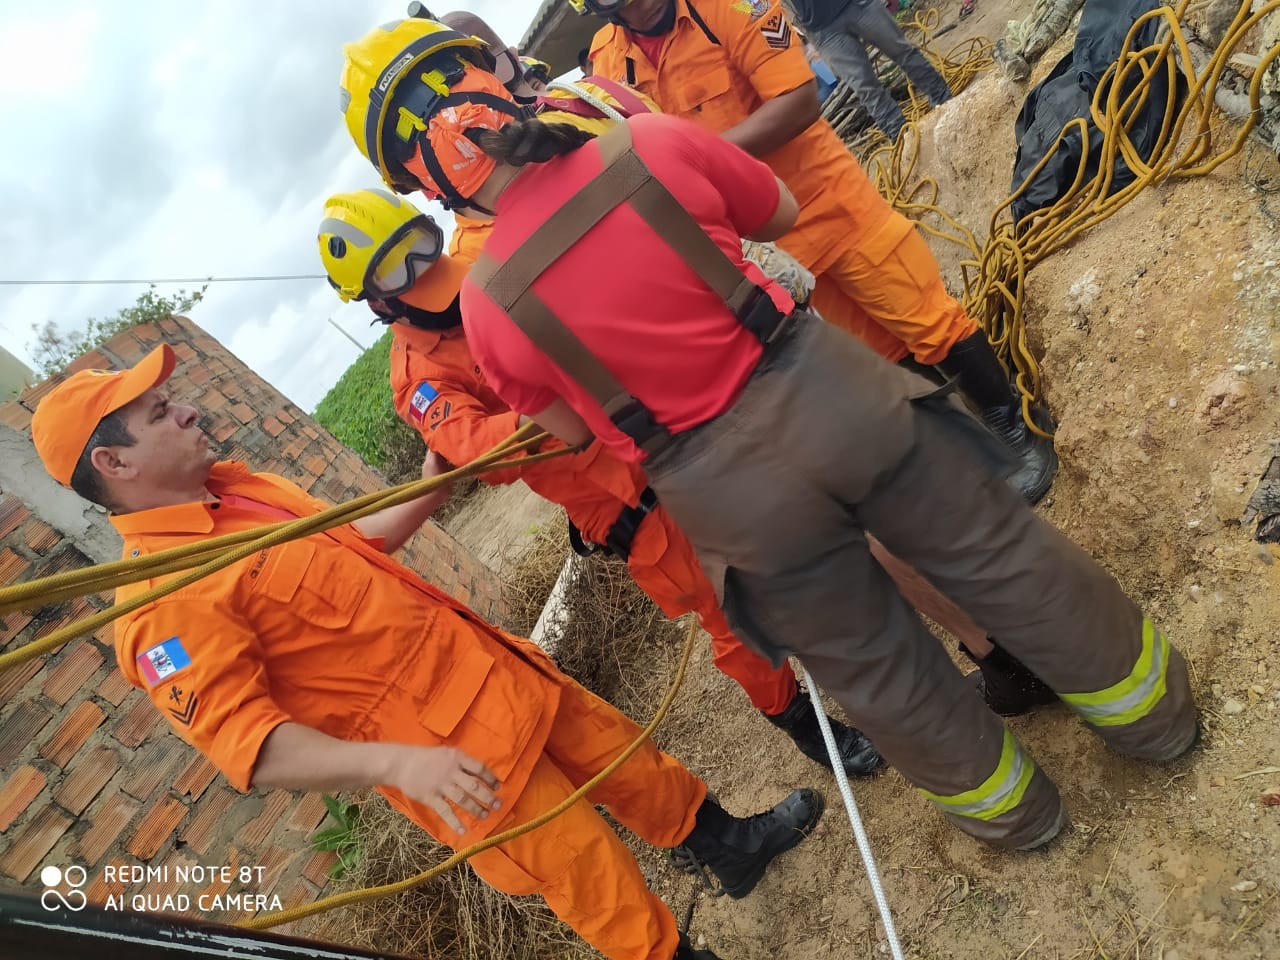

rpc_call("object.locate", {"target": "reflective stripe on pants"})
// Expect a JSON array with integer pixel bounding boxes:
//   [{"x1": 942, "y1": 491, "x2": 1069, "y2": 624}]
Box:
[
  {"x1": 918, "y1": 730, "x2": 1035, "y2": 821},
  {"x1": 1059, "y1": 619, "x2": 1170, "y2": 727}
]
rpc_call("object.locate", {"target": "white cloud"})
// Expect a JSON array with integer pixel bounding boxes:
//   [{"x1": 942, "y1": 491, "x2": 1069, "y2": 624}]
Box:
[{"x1": 0, "y1": 0, "x2": 528, "y2": 412}]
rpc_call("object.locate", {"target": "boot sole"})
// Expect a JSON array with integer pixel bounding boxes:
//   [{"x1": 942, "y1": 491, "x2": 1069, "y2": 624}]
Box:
[{"x1": 722, "y1": 789, "x2": 826, "y2": 899}]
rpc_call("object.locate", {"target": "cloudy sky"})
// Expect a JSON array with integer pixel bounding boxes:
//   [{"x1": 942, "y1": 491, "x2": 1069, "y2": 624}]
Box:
[{"x1": 0, "y1": 1, "x2": 532, "y2": 412}]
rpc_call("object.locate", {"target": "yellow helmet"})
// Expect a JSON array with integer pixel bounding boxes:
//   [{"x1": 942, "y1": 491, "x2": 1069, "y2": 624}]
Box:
[
  {"x1": 318, "y1": 189, "x2": 444, "y2": 303},
  {"x1": 339, "y1": 18, "x2": 497, "y2": 192}
]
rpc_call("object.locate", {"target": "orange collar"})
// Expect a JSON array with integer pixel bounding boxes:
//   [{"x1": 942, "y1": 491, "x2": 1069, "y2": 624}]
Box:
[{"x1": 108, "y1": 461, "x2": 260, "y2": 537}]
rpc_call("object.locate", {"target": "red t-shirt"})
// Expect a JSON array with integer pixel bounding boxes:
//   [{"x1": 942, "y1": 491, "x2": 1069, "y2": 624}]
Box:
[{"x1": 462, "y1": 112, "x2": 793, "y2": 463}]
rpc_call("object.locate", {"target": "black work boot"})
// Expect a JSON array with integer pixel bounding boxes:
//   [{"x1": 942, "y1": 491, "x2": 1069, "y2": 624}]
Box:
[
  {"x1": 961, "y1": 639, "x2": 1058, "y2": 716},
  {"x1": 765, "y1": 689, "x2": 886, "y2": 777},
  {"x1": 675, "y1": 933, "x2": 722, "y2": 959},
  {"x1": 671, "y1": 790, "x2": 824, "y2": 899},
  {"x1": 934, "y1": 331, "x2": 1059, "y2": 504}
]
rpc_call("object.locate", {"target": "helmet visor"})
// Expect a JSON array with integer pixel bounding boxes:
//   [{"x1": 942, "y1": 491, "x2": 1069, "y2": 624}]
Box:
[{"x1": 365, "y1": 218, "x2": 445, "y2": 299}]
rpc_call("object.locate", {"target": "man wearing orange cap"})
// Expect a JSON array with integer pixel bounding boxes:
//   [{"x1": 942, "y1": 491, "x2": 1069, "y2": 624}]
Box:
[{"x1": 28, "y1": 345, "x2": 823, "y2": 960}]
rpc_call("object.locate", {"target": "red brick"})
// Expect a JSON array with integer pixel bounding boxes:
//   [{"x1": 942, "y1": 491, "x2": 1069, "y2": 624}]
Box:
[
  {"x1": 23, "y1": 518, "x2": 61, "y2": 553},
  {"x1": 178, "y1": 786, "x2": 235, "y2": 855},
  {"x1": 19, "y1": 375, "x2": 60, "y2": 404},
  {"x1": 0, "y1": 701, "x2": 53, "y2": 767},
  {"x1": 0, "y1": 401, "x2": 33, "y2": 431},
  {"x1": 303, "y1": 454, "x2": 327, "y2": 476},
  {"x1": 0, "y1": 495, "x2": 32, "y2": 539},
  {"x1": 98, "y1": 668, "x2": 134, "y2": 706},
  {"x1": 261, "y1": 415, "x2": 286, "y2": 437},
  {"x1": 0, "y1": 655, "x2": 44, "y2": 702},
  {"x1": 63, "y1": 349, "x2": 110, "y2": 375},
  {"x1": 229, "y1": 402, "x2": 255, "y2": 424},
  {"x1": 0, "y1": 766, "x2": 47, "y2": 831},
  {"x1": 276, "y1": 407, "x2": 296, "y2": 426},
  {"x1": 35, "y1": 546, "x2": 90, "y2": 580},
  {"x1": 279, "y1": 876, "x2": 319, "y2": 910},
  {"x1": 212, "y1": 419, "x2": 239, "y2": 443},
  {"x1": 0, "y1": 547, "x2": 33, "y2": 584},
  {"x1": 112, "y1": 695, "x2": 161, "y2": 749},
  {"x1": 0, "y1": 611, "x2": 34, "y2": 648},
  {"x1": 171, "y1": 341, "x2": 197, "y2": 363},
  {"x1": 201, "y1": 389, "x2": 227, "y2": 412},
  {"x1": 0, "y1": 805, "x2": 73, "y2": 881},
  {"x1": 85, "y1": 869, "x2": 131, "y2": 907},
  {"x1": 140, "y1": 849, "x2": 196, "y2": 904},
  {"x1": 74, "y1": 792, "x2": 141, "y2": 864},
  {"x1": 300, "y1": 849, "x2": 339, "y2": 887},
  {"x1": 286, "y1": 793, "x2": 329, "y2": 834},
  {"x1": 127, "y1": 796, "x2": 187, "y2": 860},
  {"x1": 39, "y1": 700, "x2": 105, "y2": 767},
  {"x1": 41, "y1": 642, "x2": 104, "y2": 706},
  {"x1": 254, "y1": 844, "x2": 295, "y2": 897},
  {"x1": 122, "y1": 736, "x2": 189, "y2": 801},
  {"x1": 186, "y1": 364, "x2": 211, "y2": 386},
  {"x1": 53, "y1": 747, "x2": 121, "y2": 815},
  {"x1": 238, "y1": 790, "x2": 291, "y2": 850},
  {"x1": 132, "y1": 323, "x2": 162, "y2": 344},
  {"x1": 173, "y1": 755, "x2": 218, "y2": 801},
  {"x1": 198, "y1": 847, "x2": 240, "y2": 912}
]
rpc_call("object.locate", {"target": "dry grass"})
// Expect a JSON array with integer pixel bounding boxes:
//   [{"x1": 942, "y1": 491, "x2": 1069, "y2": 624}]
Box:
[
  {"x1": 302, "y1": 795, "x2": 586, "y2": 960},
  {"x1": 503, "y1": 524, "x2": 686, "y2": 719},
  {"x1": 302, "y1": 524, "x2": 690, "y2": 960}
]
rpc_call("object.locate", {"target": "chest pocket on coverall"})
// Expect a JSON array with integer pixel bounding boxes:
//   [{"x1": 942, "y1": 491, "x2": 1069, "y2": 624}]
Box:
[
  {"x1": 668, "y1": 60, "x2": 740, "y2": 129},
  {"x1": 253, "y1": 539, "x2": 371, "y2": 629}
]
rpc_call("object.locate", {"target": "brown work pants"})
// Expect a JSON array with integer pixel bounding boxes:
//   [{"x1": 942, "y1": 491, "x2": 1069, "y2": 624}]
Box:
[{"x1": 643, "y1": 314, "x2": 1197, "y2": 848}]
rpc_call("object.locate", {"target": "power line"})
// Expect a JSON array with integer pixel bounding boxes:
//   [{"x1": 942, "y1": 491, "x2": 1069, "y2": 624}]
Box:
[{"x1": 0, "y1": 274, "x2": 327, "y2": 287}]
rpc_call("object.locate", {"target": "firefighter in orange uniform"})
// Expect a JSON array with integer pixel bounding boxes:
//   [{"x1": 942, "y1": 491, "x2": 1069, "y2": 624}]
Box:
[
  {"x1": 575, "y1": 0, "x2": 1057, "y2": 503},
  {"x1": 29, "y1": 347, "x2": 823, "y2": 960},
  {"x1": 319, "y1": 187, "x2": 886, "y2": 774}
]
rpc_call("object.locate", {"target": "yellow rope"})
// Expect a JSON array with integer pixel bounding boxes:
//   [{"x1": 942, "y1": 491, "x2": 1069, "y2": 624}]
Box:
[
  {"x1": 863, "y1": 0, "x2": 1280, "y2": 432},
  {"x1": 240, "y1": 615, "x2": 699, "y2": 931},
  {"x1": 0, "y1": 425, "x2": 572, "y2": 672}
]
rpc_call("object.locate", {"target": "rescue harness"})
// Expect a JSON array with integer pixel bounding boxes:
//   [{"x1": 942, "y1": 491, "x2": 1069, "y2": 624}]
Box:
[{"x1": 469, "y1": 121, "x2": 794, "y2": 459}]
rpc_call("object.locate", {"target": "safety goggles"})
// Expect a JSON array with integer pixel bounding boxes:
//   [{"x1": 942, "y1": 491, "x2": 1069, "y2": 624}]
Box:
[
  {"x1": 364, "y1": 216, "x2": 445, "y2": 300},
  {"x1": 568, "y1": 0, "x2": 630, "y2": 15}
]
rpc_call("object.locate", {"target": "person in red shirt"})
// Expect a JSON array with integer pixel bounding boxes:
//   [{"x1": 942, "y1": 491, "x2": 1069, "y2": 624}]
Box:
[
  {"x1": 335, "y1": 19, "x2": 1199, "y2": 853},
  {"x1": 28, "y1": 345, "x2": 822, "y2": 960}
]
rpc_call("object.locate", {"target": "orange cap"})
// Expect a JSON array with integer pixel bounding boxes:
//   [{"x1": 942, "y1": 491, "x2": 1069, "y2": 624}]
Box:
[
  {"x1": 31, "y1": 344, "x2": 177, "y2": 486},
  {"x1": 398, "y1": 251, "x2": 470, "y2": 313}
]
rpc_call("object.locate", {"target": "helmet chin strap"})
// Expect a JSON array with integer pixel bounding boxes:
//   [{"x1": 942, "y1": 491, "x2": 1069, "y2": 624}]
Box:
[{"x1": 373, "y1": 294, "x2": 464, "y2": 331}]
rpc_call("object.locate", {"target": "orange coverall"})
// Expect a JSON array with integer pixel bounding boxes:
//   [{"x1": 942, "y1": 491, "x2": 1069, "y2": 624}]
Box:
[
  {"x1": 588, "y1": 0, "x2": 979, "y2": 364},
  {"x1": 112, "y1": 462, "x2": 703, "y2": 960}
]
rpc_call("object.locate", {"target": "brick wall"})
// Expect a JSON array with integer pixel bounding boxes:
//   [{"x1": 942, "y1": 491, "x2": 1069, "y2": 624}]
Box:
[{"x1": 0, "y1": 316, "x2": 506, "y2": 920}]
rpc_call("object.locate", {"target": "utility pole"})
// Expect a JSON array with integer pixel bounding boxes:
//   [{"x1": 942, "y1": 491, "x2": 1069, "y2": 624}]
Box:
[{"x1": 326, "y1": 317, "x2": 368, "y2": 353}]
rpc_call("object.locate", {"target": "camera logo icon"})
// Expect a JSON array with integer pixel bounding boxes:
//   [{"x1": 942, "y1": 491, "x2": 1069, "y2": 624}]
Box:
[{"x1": 40, "y1": 864, "x2": 88, "y2": 911}]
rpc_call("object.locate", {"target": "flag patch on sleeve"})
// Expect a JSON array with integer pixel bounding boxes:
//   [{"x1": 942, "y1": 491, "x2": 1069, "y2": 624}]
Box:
[
  {"x1": 137, "y1": 637, "x2": 192, "y2": 686},
  {"x1": 409, "y1": 381, "x2": 439, "y2": 421}
]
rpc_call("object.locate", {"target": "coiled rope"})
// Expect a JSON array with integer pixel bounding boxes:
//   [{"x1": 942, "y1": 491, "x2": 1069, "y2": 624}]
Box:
[{"x1": 863, "y1": 0, "x2": 1280, "y2": 431}]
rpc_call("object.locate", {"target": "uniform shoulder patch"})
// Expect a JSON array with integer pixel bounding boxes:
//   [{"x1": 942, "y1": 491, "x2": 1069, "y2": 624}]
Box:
[
  {"x1": 409, "y1": 381, "x2": 440, "y2": 421},
  {"x1": 760, "y1": 12, "x2": 792, "y2": 48},
  {"x1": 136, "y1": 636, "x2": 191, "y2": 687},
  {"x1": 733, "y1": 0, "x2": 770, "y2": 18}
]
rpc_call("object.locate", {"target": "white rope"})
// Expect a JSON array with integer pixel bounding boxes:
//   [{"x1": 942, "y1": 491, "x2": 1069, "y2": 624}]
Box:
[{"x1": 801, "y1": 666, "x2": 906, "y2": 960}]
